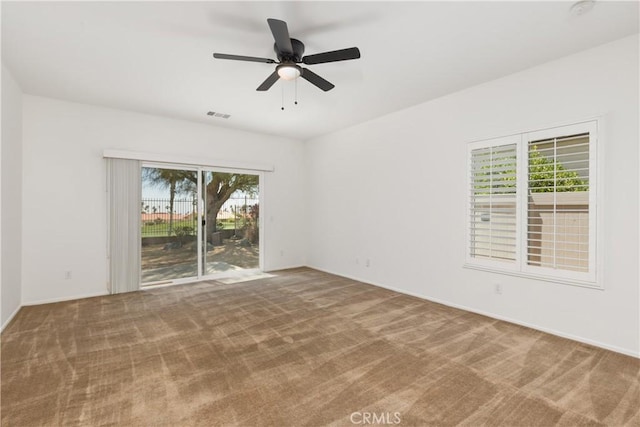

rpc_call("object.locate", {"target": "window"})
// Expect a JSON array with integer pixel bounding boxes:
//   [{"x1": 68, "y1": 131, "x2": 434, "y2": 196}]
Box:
[
  {"x1": 469, "y1": 139, "x2": 518, "y2": 263},
  {"x1": 466, "y1": 121, "x2": 598, "y2": 286}
]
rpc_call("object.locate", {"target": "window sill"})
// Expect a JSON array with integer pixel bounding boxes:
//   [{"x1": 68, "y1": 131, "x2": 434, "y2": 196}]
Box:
[{"x1": 463, "y1": 263, "x2": 603, "y2": 290}]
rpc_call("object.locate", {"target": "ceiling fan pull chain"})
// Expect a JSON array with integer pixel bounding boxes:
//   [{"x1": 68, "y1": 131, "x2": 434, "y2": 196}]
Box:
[
  {"x1": 295, "y1": 79, "x2": 298, "y2": 105},
  {"x1": 281, "y1": 80, "x2": 285, "y2": 111}
]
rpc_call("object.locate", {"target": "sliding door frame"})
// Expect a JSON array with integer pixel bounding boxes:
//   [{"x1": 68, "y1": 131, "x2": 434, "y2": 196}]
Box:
[
  {"x1": 140, "y1": 161, "x2": 264, "y2": 287},
  {"x1": 140, "y1": 162, "x2": 201, "y2": 287},
  {"x1": 199, "y1": 165, "x2": 264, "y2": 281}
]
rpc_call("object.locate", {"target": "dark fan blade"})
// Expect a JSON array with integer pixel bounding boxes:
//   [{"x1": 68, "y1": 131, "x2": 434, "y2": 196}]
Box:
[
  {"x1": 301, "y1": 68, "x2": 334, "y2": 92},
  {"x1": 213, "y1": 53, "x2": 276, "y2": 64},
  {"x1": 302, "y1": 47, "x2": 361, "y2": 65},
  {"x1": 256, "y1": 71, "x2": 280, "y2": 91},
  {"x1": 267, "y1": 18, "x2": 293, "y2": 55}
]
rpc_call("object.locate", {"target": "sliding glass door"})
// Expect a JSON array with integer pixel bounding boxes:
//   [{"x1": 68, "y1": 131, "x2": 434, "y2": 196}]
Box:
[
  {"x1": 201, "y1": 170, "x2": 260, "y2": 276},
  {"x1": 140, "y1": 164, "x2": 260, "y2": 286},
  {"x1": 140, "y1": 166, "x2": 199, "y2": 284}
]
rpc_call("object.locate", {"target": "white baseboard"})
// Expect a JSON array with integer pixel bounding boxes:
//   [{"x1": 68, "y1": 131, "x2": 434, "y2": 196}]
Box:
[
  {"x1": 22, "y1": 290, "x2": 109, "y2": 306},
  {"x1": 307, "y1": 265, "x2": 640, "y2": 359},
  {"x1": 265, "y1": 264, "x2": 307, "y2": 272},
  {"x1": 0, "y1": 304, "x2": 22, "y2": 333}
]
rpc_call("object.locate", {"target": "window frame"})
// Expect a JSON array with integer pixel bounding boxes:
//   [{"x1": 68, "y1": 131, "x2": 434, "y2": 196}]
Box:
[{"x1": 465, "y1": 120, "x2": 601, "y2": 289}]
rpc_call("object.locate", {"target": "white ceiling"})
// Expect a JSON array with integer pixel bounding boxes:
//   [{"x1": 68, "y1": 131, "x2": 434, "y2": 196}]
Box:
[{"x1": 2, "y1": 1, "x2": 638, "y2": 141}]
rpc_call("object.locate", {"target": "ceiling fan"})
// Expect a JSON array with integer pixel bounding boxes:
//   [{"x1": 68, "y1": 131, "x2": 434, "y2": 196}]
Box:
[{"x1": 213, "y1": 18, "x2": 361, "y2": 92}]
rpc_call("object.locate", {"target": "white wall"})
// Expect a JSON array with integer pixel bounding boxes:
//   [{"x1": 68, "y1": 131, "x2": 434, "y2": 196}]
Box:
[
  {"x1": 305, "y1": 35, "x2": 639, "y2": 356},
  {"x1": 1, "y1": 65, "x2": 23, "y2": 329},
  {"x1": 22, "y1": 96, "x2": 306, "y2": 304}
]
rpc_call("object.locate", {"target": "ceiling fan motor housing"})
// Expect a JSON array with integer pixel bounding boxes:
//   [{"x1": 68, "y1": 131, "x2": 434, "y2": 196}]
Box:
[{"x1": 275, "y1": 38, "x2": 305, "y2": 62}]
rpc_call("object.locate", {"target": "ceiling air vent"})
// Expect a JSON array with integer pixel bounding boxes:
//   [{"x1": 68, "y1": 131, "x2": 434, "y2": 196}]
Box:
[{"x1": 207, "y1": 111, "x2": 231, "y2": 119}]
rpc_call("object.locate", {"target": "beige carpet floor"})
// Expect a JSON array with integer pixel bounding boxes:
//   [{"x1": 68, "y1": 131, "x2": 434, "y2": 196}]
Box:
[{"x1": 1, "y1": 268, "x2": 639, "y2": 426}]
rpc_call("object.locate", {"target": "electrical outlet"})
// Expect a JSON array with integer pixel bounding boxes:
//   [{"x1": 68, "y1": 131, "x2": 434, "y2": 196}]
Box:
[
  {"x1": 64, "y1": 271, "x2": 72, "y2": 280},
  {"x1": 494, "y1": 283, "x2": 502, "y2": 295}
]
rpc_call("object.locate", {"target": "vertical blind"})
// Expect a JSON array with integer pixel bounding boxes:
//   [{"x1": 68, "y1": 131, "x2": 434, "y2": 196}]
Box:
[
  {"x1": 469, "y1": 143, "x2": 518, "y2": 262},
  {"x1": 526, "y1": 133, "x2": 590, "y2": 273},
  {"x1": 108, "y1": 158, "x2": 142, "y2": 294}
]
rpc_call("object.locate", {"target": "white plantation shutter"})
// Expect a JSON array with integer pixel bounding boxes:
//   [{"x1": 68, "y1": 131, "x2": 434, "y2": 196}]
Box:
[
  {"x1": 466, "y1": 121, "x2": 598, "y2": 286},
  {"x1": 525, "y1": 129, "x2": 595, "y2": 280},
  {"x1": 469, "y1": 142, "x2": 518, "y2": 264}
]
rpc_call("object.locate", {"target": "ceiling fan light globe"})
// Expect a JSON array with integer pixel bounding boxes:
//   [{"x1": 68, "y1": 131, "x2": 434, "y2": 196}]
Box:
[{"x1": 277, "y1": 65, "x2": 301, "y2": 81}]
